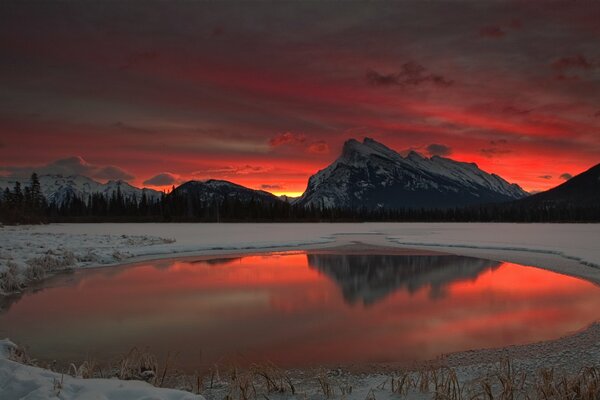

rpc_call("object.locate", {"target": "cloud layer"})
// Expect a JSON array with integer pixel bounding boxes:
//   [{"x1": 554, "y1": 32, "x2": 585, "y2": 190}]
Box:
[
  {"x1": 1, "y1": 156, "x2": 134, "y2": 181},
  {"x1": 1, "y1": 2, "x2": 600, "y2": 194}
]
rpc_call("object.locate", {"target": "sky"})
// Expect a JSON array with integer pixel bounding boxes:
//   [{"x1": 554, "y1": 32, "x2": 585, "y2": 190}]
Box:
[{"x1": 1, "y1": 2, "x2": 600, "y2": 196}]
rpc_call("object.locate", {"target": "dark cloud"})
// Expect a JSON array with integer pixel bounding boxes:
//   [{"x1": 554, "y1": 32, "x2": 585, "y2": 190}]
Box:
[
  {"x1": 261, "y1": 184, "x2": 282, "y2": 190},
  {"x1": 366, "y1": 62, "x2": 453, "y2": 88},
  {"x1": 469, "y1": 103, "x2": 533, "y2": 116},
  {"x1": 426, "y1": 143, "x2": 453, "y2": 157},
  {"x1": 552, "y1": 55, "x2": 596, "y2": 80},
  {"x1": 269, "y1": 132, "x2": 307, "y2": 147},
  {"x1": 480, "y1": 148, "x2": 512, "y2": 158},
  {"x1": 1, "y1": 156, "x2": 134, "y2": 181},
  {"x1": 508, "y1": 19, "x2": 522, "y2": 29},
  {"x1": 560, "y1": 173, "x2": 573, "y2": 180},
  {"x1": 490, "y1": 139, "x2": 508, "y2": 145},
  {"x1": 502, "y1": 106, "x2": 533, "y2": 115},
  {"x1": 479, "y1": 26, "x2": 506, "y2": 38},
  {"x1": 552, "y1": 55, "x2": 594, "y2": 71},
  {"x1": 203, "y1": 165, "x2": 269, "y2": 175},
  {"x1": 538, "y1": 175, "x2": 552, "y2": 180},
  {"x1": 119, "y1": 51, "x2": 159, "y2": 71},
  {"x1": 594, "y1": 110, "x2": 600, "y2": 117},
  {"x1": 143, "y1": 172, "x2": 179, "y2": 186},
  {"x1": 555, "y1": 73, "x2": 581, "y2": 81},
  {"x1": 211, "y1": 26, "x2": 224, "y2": 37},
  {"x1": 270, "y1": 133, "x2": 329, "y2": 154},
  {"x1": 365, "y1": 71, "x2": 399, "y2": 86}
]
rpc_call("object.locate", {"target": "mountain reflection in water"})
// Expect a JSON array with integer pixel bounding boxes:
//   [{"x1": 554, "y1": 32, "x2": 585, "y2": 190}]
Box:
[
  {"x1": 1, "y1": 250, "x2": 599, "y2": 369},
  {"x1": 307, "y1": 254, "x2": 501, "y2": 304}
]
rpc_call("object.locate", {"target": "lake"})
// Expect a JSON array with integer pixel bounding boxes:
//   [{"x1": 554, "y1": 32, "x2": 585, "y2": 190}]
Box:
[{"x1": 1, "y1": 250, "x2": 599, "y2": 371}]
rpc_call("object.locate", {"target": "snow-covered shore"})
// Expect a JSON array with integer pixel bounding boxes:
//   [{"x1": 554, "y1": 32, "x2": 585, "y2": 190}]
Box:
[
  {"x1": 2, "y1": 324, "x2": 598, "y2": 400},
  {"x1": 0, "y1": 339, "x2": 203, "y2": 400},
  {"x1": 2, "y1": 223, "x2": 600, "y2": 295},
  {"x1": 1, "y1": 222, "x2": 600, "y2": 399}
]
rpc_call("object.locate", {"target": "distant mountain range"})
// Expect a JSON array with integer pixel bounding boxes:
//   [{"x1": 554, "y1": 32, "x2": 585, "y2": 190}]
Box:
[
  {"x1": 1, "y1": 138, "x2": 597, "y2": 214},
  {"x1": 0, "y1": 174, "x2": 161, "y2": 205}
]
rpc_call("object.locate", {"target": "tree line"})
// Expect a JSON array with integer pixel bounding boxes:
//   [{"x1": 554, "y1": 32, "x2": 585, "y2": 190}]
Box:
[{"x1": 1, "y1": 175, "x2": 599, "y2": 224}]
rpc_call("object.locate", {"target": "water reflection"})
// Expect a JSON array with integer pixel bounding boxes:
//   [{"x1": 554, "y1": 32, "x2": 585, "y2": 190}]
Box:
[
  {"x1": 307, "y1": 254, "x2": 500, "y2": 304},
  {"x1": 0, "y1": 251, "x2": 599, "y2": 370}
]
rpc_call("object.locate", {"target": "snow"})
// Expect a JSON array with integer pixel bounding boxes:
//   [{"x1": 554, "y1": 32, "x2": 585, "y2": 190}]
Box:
[
  {"x1": 2, "y1": 323, "x2": 599, "y2": 400},
  {"x1": 0, "y1": 340, "x2": 203, "y2": 400},
  {"x1": 297, "y1": 138, "x2": 528, "y2": 208},
  {"x1": 1, "y1": 222, "x2": 600, "y2": 399},
  {"x1": 2, "y1": 223, "x2": 600, "y2": 296},
  {"x1": 0, "y1": 175, "x2": 161, "y2": 205}
]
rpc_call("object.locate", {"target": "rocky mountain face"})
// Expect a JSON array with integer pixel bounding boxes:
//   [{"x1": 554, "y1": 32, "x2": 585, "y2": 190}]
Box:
[
  {"x1": 296, "y1": 138, "x2": 528, "y2": 209},
  {"x1": 0, "y1": 175, "x2": 161, "y2": 205}
]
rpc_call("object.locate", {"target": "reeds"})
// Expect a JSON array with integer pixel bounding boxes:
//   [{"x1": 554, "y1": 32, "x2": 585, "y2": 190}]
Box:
[
  {"x1": 0, "y1": 262, "x2": 22, "y2": 293},
  {"x1": 116, "y1": 346, "x2": 158, "y2": 382},
  {"x1": 7, "y1": 341, "x2": 598, "y2": 400},
  {"x1": 384, "y1": 358, "x2": 599, "y2": 400}
]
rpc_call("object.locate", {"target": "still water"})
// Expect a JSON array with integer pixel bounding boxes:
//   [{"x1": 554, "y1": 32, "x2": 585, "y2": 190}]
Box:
[{"x1": 1, "y1": 251, "x2": 599, "y2": 370}]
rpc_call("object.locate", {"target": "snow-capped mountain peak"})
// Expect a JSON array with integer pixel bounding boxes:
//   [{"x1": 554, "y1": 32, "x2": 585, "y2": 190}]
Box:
[
  {"x1": 297, "y1": 138, "x2": 528, "y2": 209},
  {"x1": 0, "y1": 174, "x2": 161, "y2": 205}
]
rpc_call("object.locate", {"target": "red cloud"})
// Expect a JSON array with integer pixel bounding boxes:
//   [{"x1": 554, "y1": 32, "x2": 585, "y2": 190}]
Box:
[
  {"x1": 552, "y1": 55, "x2": 594, "y2": 71},
  {"x1": 203, "y1": 165, "x2": 270, "y2": 175},
  {"x1": 307, "y1": 141, "x2": 330, "y2": 154},
  {"x1": 269, "y1": 132, "x2": 307, "y2": 147}
]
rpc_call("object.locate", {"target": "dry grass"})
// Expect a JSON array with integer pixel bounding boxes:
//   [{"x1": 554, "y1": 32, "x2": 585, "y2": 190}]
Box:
[
  {"x1": 7, "y1": 342, "x2": 34, "y2": 365},
  {"x1": 5, "y1": 342, "x2": 598, "y2": 400},
  {"x1": 0, "y1": 262, "x2": 22, "y2": 293},
  {"x1": 384, "y1": 358, "x2": 599, "y2": 400},
  {"x1": 317, "y1": 371, "x2": 334, "y2": 398},
  {"x1": 70, "y1": 359, "x2": 97, "y2": 379},
  {"x1": 534, "y1": 366, "x2": 600, "y2": 400},
  {"x1": 116, "y1": 347, "x2": 159, "y2": 382},
  {"x1": 24, "y1": 249, "x2": 76, "y2": 282}
]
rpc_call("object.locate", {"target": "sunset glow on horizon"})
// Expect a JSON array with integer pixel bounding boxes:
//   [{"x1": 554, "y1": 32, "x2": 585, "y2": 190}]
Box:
[{"x1": 1, "y1": 2, "x2": 600, "y2": 196}]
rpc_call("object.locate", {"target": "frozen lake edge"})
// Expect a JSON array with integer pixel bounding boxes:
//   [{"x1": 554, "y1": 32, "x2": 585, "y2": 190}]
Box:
[{"x1": 1, "y1": 223, "x2": 599, "y2": 399}]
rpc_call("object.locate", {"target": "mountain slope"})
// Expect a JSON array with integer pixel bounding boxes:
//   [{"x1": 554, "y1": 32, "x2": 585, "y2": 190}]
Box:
[
  {"x1": 515, "y1": 163, "x2": 600, "y2": 208},
  {"x1": 0, "y1": 175, "x2": 161, "y2": 205},
  {"x1": 296, "y1": 138, "x2": 527, "y2": 209},
  {"x1": 172, "y1": 179, "x2": 282, "y2": 205}
]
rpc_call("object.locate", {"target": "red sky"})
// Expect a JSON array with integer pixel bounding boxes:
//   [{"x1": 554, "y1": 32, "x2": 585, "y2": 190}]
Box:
[{"x1": 1, "y1": 2, "x2": 600, "y2": 196}]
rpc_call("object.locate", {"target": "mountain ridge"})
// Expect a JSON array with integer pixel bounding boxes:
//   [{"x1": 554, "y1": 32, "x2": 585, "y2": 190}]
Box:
[
  {"x1": 296, "y1": 137, "x2": 528, "y2": 209},
  {"x1": 513, "y1": 163, "x2": 600, "y2": 208},
  {"x1": 0, "y1": 174, "x2": 161, "y2": 205}
]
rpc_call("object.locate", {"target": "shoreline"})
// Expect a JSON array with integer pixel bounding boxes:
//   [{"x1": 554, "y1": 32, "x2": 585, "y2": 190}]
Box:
[
  {"x1": 2, "y1": 223, "x2": 600, "y2": 398},
  {"x1": 3, "y1": 227, "x2": 600, "y2": 301},
  {"x1": 3, "y1": 321, "x2": 598, "y2": 399}
]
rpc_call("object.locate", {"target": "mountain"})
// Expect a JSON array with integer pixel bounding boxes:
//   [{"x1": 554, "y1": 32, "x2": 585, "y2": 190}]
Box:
[
  {"x1": 0, "y1": 175, "x2": 161, "y2": 205},
  {"x1": 171, "y1": 179, "x2": 282, "y2": 205},
  {"x1": 514, "y1": 163, "x2": 600, "y2": 208},
  {"x1": 296, "y1": 138, "x2": 528, "y2": 209},
  {"x1": 279, "y1": 195, "x2": 299, "y2": 204},
  {"x1": 307, "y1": 253, "x2": 500, "y2": 305}
]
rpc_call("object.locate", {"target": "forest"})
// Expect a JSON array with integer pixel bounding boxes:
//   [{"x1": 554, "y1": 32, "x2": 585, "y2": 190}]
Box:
[{"x1": 1, "y1": 174, "x2": 599, "y2": 224}]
